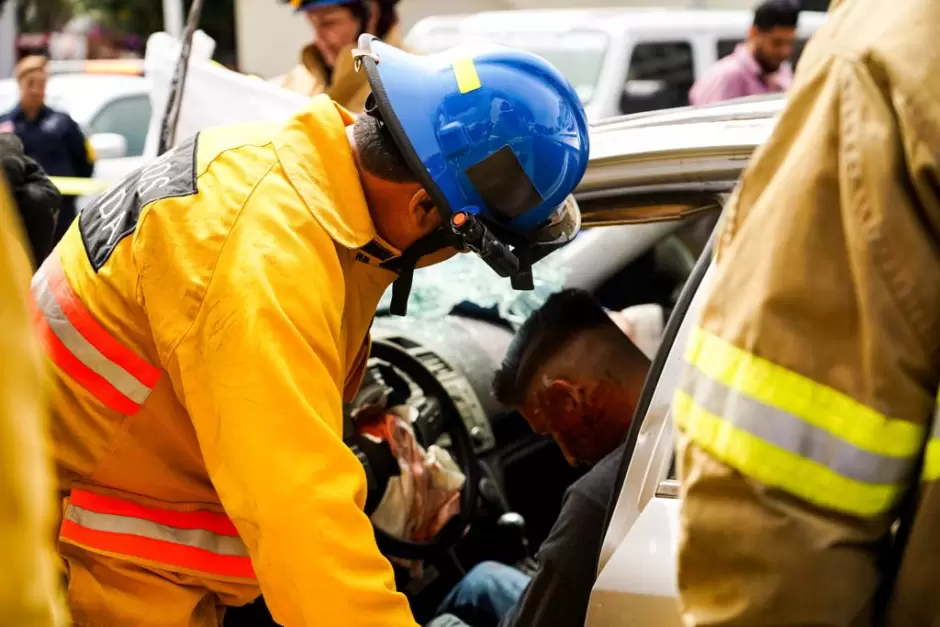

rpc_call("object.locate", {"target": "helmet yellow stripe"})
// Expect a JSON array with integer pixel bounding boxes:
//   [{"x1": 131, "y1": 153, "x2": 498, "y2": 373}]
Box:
[{"x1": 452, "y1": 58, "x2": 481, "y2": 94}]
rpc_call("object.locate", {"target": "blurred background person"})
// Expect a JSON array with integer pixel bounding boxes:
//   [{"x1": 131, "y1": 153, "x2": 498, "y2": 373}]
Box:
[
  {"x1": 689, "y1": 0, "x2": 799, "y2": 105},
  {"x1": 0, "y1": 133, "x2": 61, "y2": 267},
  {"x1": 0, "y1": 55, "x2": 95, "y2": 247},
  {"x1": 273, "y1": 0, "x2": 404, "y2": 112},
  {"x1": 0, "y1": 164, "x2": 68, "y2": 627},
  {"x1": 86, "y1": 23, "x2": 121, "y2": 59}
]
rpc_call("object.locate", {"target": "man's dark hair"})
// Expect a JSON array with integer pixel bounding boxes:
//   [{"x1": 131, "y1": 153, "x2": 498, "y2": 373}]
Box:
[
  {"x1": 753, "y1": 0, "x2": 800, "y2": 31},
  {"x1": 493, "y1": 288, "x2": 647, "y2": 406},
  {"x1": 353, "y1": 115, "x2": 417, "y2": 183}
]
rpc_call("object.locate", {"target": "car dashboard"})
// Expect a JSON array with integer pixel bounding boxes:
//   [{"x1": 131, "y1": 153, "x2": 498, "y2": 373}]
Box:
[{"x1": 371, "y1": 315, "x2": 514, "y2": 456}]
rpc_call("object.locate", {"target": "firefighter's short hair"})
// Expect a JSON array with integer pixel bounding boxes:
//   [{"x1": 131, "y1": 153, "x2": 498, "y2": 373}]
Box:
[{"x1": 353, "y1": 115, "x2": 417, "y2": 184}]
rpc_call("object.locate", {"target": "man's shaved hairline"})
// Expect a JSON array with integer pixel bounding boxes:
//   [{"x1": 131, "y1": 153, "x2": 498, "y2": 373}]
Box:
[
  {"x1": 493, "y1": 288, "x2": 649, "y2": 407},
  {"x1": 526, "y1": 326, "x2": 645, "y2": 390}
]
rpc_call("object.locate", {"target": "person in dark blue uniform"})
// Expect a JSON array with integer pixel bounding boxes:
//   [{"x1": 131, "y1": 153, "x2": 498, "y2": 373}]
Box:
[{"x1": 0, "y1": 55, "x2": 95, "y2": 245}]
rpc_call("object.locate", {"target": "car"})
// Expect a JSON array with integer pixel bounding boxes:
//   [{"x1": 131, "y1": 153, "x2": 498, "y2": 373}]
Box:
[
  {"x1": 406, "y1": 8, "x2": 824, "y2": 121},
  {"x1": 362, "y1": 95, "x2": 782, "y2": 626},
  {"x1": 0, "y1": 72, "x2": 152, "y2": 195},
  {"x1": 228, "y1": 94, "x2": 787, "y2": 626}
]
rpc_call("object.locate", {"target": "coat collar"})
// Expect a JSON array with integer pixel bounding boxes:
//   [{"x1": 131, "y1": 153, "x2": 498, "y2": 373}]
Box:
[{"x1": 273, "y1": 95, "x2": 401, "y2": 266}]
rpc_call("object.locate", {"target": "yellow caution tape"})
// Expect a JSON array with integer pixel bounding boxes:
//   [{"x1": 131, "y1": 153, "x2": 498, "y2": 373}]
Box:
[{"x1": 49, "y1": 177, "x2": 114, "y2": 197}]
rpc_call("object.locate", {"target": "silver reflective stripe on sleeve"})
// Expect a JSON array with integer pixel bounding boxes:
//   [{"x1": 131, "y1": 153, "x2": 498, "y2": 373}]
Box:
[
  {"x1": 31, "y1": 266, "x2": 152, "y2": 404},
  {"x1": 680, "y1": 365, "x2": 916, "y2": 486},
  {"x1": 65, "y1": 505, "x2": 250, "y2": 558}
]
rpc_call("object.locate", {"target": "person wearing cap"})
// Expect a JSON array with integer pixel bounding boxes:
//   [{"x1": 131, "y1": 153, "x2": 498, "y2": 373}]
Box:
[
  {"x1": 274, "y1": 0, "x2": 405, "y2": 111},
  {"x1": 0, "y1": 55, "x2": 95, "y2": 246},
  {"x1": 37, "y1": 36, "x2": 588, "y2": 627}
]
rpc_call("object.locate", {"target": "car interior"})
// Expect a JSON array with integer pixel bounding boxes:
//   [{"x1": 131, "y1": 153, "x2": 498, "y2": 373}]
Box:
[{"x1": 223, "y1": 212, "x2": 718, "y2": 627}]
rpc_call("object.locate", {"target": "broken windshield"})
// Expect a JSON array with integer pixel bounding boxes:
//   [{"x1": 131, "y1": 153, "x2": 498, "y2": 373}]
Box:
[{"x1": 377, "y1": 247, "x2": 572, "y2": 329}]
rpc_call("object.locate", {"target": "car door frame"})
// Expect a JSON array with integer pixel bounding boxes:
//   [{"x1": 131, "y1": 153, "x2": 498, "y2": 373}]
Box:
[
  {"x1": 596, "y1": 221, "x2": 716, "y2": 567},
  {"x1": 583, "y1": 224, "x2": 719, "y2": 627}
]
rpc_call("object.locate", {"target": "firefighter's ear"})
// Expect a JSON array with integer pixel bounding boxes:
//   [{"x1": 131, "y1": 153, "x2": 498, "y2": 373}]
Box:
[{"x1": 408, "y1": 188, "x2": 441, "y2": 236}]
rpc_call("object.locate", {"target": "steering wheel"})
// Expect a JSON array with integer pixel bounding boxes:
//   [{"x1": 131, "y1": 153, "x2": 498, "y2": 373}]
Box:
[{"x1": 363, "y1": 340, "x2": 479, "y2": 561}]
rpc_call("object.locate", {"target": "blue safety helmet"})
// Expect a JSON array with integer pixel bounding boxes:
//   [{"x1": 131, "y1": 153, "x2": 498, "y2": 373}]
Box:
[
  {"x1": 353, "y1": 35, "x2": 590, "y2": 312},
  {"x1": 289, "y1": 0, "x2": 355, "y2": 11}
]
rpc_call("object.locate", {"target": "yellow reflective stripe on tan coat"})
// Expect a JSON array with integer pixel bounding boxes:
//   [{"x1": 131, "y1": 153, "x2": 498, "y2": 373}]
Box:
[
  {"x1": 921, "y1": 394, "x2": 940, "y2": 481},
  {"x1": 674, "y1": 327, "x2": 924, "y2": 517}
]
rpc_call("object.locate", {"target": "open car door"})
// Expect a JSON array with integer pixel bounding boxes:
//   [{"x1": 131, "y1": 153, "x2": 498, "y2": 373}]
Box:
[{"x1": 578, "y1": 96, "x2": 786, "y2": 626}]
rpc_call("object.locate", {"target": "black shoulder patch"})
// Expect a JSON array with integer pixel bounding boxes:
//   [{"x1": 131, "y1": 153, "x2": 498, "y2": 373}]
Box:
[{"x1": 80, "y1": 134, "x2": 199, "y2": 271}]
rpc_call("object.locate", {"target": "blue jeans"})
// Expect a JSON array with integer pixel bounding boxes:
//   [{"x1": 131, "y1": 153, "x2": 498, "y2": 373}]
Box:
[{"x1": 431, "y1": 562, "x2": 531, "y2": 627}]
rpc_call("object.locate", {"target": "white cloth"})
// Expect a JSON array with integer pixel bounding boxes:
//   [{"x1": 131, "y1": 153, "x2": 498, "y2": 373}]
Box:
[
  {"x1": 359, "y1": 405, "x2": 466, "y2": 542},
  {"x1": 142, "y1": 31, "x2": 308, "y2": 158},
  {"x1": 612, "y1": 303, "x2": 665, "y2": 359}
]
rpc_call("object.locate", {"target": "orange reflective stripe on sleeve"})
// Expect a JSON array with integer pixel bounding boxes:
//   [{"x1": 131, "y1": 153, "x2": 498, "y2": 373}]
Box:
[
  {"x1": 61, "y1": 489, "x2": 255, "y2": 580},
  {"x1": 31, "y1": 254, "x2": 161, "y2": 414}
]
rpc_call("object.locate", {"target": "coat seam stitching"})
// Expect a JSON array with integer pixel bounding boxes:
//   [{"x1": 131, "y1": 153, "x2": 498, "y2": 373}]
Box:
[
  {"x1": 160, "y1": 160, "x2": 279, "y2": 366},
  {"x1": 841, "y1": 62, "x2": 933, "y2": 349}
]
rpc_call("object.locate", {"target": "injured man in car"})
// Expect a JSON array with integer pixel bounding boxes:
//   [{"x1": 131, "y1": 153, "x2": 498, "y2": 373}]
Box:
[
  {"x1": 484, "y1": 288, "x2": 654, "y2": 627},
  {"x1": 344, "y1": 288, "x2": 655, "y2": 627}
]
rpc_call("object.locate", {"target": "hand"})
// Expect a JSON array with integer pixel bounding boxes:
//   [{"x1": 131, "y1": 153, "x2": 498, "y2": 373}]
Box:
[
  {"x1": 356, "y1": 406, "x2": 465, "y2": 542},
  {"x1": 345, "y1": 432, "x2": 399, "y2": 517}
]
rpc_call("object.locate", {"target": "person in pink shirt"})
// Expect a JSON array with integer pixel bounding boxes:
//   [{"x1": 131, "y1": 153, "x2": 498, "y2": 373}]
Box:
[{"x1": 690, "y1": 0, "x2": 800, "y2": 106}]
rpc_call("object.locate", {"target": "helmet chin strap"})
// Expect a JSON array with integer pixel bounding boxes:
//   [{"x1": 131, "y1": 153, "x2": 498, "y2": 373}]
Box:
[
  {"x1": 379, "y1": 213, "x2": 539, "y2": 317},
  {"x1": 380, "y1": 230, "x2": 457, "y2": 316}
]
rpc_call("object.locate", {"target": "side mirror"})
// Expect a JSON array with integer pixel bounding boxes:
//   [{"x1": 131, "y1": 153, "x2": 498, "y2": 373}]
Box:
[
  {"x1": 89, "y1": 132, "x2": 127, "y2": 160},
  {"x1": 620, "y1": 79, "x2": 680, "y2": 115}
]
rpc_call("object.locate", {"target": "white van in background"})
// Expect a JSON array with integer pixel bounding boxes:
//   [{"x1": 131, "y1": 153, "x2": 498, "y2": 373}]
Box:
[{"x1": 406, "y1": 8, "x2": 826, "y2": 122}]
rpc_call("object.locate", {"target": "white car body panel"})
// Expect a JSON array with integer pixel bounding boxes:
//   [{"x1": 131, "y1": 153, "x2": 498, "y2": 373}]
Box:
[
  {"x1": 406, "y1": 8, "x2": 827, "y2": 122},
  {"x1": 589, "y1": 499, "x2": 681, "y2": 627}
]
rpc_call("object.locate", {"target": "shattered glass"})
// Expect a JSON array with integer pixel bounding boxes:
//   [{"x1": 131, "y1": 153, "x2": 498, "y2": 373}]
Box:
[{"x1": 377, "y1": 251, "x2": 572, "y2": 330}]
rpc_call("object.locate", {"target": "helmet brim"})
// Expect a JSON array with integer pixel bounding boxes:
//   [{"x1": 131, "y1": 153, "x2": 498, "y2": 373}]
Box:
[
  {"x1": 293, "y1": 0, "x2": 356, "y2": 13},
  {"x1": 533, "y1": 195, "x2": 581, "y2": 247}
]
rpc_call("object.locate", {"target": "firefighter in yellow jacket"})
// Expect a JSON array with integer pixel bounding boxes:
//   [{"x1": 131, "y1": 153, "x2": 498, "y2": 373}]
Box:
[
  {"x1": 274, "y1": 0, "x2": 404, "y2": 112},
  {"x1": 675, "y1": 0, "x2": 940, "y2": 624},
  {"x1": 0, "y1": 171, "x2": 66, "y2": 626},
  {"x1": 39, "y1": 38, "x2": 589, "y2": 626}
]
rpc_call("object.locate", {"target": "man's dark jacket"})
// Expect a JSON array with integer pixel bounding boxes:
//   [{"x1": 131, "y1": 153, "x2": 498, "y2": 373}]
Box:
[{"x1": 0, "y1": 133, "x2": 61, "y2": 266}]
